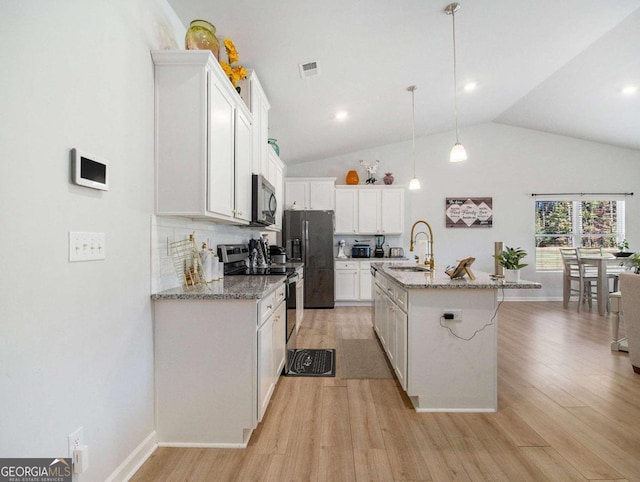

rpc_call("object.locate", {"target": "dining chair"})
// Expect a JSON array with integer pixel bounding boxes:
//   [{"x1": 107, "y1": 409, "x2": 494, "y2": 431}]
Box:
[
  {"x1": 578, "y1": 247, "x2": 621, "y2": 292},
  {"x1": 560, "y1": 248, "x2": 598, "y2": 312}
]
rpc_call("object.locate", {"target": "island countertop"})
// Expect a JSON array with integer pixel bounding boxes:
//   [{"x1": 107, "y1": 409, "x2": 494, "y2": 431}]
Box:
[
  {"x1": 151, "y1": 275, "x2": 286, "y2": 301},
  {"x1": 371, "y1": 261, "x2": 541, "y2": 290}
]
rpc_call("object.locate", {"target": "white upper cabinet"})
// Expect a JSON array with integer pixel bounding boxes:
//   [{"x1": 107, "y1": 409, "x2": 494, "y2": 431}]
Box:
[
  {"x1": 338, "y1": 186, "x2": 404, "y2": 234},
  {"x1": 284, "y1": 178, "x2": 336, "y2": 211},
  {"x1": 234, "y1": 108, "x2": 253, "y2": 222},
  {"x1": 207, "y1": 77, "x2": 236, "y2": 218},
  {"x1": 380, "y1": 189, "x2": 404, "y2": 234},
  {"x1": 334, "y1": 188, "x2": 358, "y2": 234},
  {"x1": 246, "y1": 71, "x2": 270, "y2": 177},
  {"x1": 152, "y1": 50, "x2": 253, "y2": 224}
]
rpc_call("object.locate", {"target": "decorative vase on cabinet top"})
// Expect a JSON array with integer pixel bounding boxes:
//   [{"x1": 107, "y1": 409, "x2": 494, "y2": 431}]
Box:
[
  {"x1": 346, "y1": 170, "x2": 359, "y2": 185},
  {"x1": 383, "y1": 173, "x2": 394, "y2": 185},
  {"x1": 185, "y1": 20, "x2": 220, "y2": 60},
  {"x1": 268, "y1": 138, "x2": 280, "y2": 156}
]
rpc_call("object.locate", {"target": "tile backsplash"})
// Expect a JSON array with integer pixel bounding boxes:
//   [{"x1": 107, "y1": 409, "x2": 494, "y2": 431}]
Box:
[{"x1": 151, "y1": 215, "x2": 274, "y2": 293}]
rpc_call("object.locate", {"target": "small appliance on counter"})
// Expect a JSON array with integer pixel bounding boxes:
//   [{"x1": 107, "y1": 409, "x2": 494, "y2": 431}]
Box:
[
  {"x1": 337, "y1": 239, "x2": 348, "y2": 258},
  {"x1": 352, "y1": 240, "x2": 371, "y2": 258},
  {"x1": 389, "y1": 247, "x2": 405, "y2": 258},
  {"x1": 270, "y1": 245, "x2": 287, "y2": 264},
  {"x1": 374, "y1": 235, "x2": 385, "y2": 258}
]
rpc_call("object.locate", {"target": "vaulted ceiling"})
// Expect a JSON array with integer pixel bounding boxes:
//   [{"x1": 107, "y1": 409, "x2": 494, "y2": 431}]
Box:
[{"x1": 167, "y1": 0, "x2": 640, "y2": 164}]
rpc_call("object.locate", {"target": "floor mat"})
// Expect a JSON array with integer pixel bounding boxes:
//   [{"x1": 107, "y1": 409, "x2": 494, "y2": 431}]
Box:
[
  {"x1": 285, "y1": 348, "x2": 336, "y2": 377},
  {"x1": 340, "y1": 338, "x2": 394, "y2": 379}
]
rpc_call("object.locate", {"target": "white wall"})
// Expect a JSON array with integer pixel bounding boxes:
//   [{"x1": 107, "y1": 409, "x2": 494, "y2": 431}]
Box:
[
  {"x1": 0, "y1": 1, "x2": 183, "y2": 480},
  {"x1": 287, "y1": 123, "x2": 640, "y2": 299}
]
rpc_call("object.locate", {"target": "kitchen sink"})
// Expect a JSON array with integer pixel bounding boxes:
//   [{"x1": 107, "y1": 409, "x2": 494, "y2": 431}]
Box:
[{"x1": 388, "y1": 265, "x2": 431, "y2": 272}]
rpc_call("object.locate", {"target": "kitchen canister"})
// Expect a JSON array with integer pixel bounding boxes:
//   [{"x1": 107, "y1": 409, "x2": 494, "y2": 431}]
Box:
[
  {"x1": 211, "y1": 252, "x2": 220, "y2": 281},
  {"x1": 200, "y1": 244, "x2": 213, "y2": 281}
]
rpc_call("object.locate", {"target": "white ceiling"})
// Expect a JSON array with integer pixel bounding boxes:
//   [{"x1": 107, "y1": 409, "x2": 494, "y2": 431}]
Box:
[{"x1": 166, "y1": 0, "x2": 640, "y2": 164}]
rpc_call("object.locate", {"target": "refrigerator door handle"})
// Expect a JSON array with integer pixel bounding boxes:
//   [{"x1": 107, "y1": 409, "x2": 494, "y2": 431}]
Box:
[{"x1": 304, "y1": 219, "x2": 309, "y2": 262}]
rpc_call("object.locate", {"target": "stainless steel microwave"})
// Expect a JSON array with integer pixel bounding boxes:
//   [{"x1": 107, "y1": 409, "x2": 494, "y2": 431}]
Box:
[{"x1": 251, "y1": 174, "x2": 277, "y2": 226}]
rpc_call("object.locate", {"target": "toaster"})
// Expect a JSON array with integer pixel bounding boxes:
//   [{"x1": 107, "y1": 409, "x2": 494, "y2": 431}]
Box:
[{"x1": 351, "y1": 244, "x2": 371, "y2": 258}]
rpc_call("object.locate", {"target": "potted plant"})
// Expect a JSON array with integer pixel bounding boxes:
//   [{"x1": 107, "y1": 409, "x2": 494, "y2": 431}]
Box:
[
  {"x1": 493, "y1": 246, "x2": 528, "y2": 282},
  {"x1": 628, "y1": 253, "x2": 640, "y2": 274},
  {"x1": 616, "y1": 239, "x2": 633, "y2": 258}
]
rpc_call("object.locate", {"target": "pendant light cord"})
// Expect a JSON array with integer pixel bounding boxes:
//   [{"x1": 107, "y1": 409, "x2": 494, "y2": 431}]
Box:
[
  {"x1": 452, "y1": 9, "x2": 460, "y2": 144},
  {"x1": 411, "y1": 86, "x2": 417, "y2": 177}
]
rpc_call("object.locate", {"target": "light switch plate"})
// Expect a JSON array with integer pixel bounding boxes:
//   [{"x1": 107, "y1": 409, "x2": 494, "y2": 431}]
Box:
[{"x1": 69, "y1": 232, "x2": 106, "y2": 262}]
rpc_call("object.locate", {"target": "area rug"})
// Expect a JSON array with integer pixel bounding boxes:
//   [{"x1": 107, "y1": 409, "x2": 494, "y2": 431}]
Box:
[
  {"x1": 340, "y1": 338, "x2": 394, "y2": 379},
  {"x1": 285, "y1": 348, "x2": 336, "y2": 377}
]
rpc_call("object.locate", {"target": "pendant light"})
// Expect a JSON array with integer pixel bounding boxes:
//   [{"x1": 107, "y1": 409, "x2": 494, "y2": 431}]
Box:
[
  {"x1": 407, "y1": 85, "x2": 421, "y2": 190},
  {"x1": 445, "y1": 2, "x2": 467, "y2": 163}
]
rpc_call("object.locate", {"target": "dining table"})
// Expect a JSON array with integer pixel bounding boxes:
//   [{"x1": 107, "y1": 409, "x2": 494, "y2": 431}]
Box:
[{"x1": 579, "y1": 254, "x2": 628, "y2": 316}]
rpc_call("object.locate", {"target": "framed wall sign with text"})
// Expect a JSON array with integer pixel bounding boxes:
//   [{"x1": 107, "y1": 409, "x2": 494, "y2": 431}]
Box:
[{"x1": 446, "y1": 197, "x2": 493, "y2": 228}]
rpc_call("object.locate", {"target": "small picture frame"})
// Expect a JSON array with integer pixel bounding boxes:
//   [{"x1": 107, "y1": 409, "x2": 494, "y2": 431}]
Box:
[{"x1": 445, "y1": 257, "x2": 476, "y2": 280}]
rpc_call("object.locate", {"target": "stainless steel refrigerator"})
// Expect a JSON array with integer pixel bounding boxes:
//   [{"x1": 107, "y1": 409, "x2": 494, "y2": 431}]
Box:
[{"x1": 283, "y1": 210, "x2": 335, "y2": 308}]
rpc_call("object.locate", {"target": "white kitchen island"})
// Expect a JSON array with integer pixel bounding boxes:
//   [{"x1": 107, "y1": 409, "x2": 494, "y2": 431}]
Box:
[{"x1": 371, "y1": 262, "x2": 541, "y2": 412}]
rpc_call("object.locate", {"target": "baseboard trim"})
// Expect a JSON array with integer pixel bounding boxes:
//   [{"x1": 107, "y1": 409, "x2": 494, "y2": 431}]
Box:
[
  {"x1": 157, "y1": 441, "x2": 248, "y2": 449},
  {"x1": 106, "y1": 431, "x2": 157, "y2": 482}
]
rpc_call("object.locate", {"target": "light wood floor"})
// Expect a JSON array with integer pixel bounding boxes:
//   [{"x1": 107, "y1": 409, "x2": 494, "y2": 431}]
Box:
[{"x1": 132, "y1": 302, "x2": 640, "y2": 481}]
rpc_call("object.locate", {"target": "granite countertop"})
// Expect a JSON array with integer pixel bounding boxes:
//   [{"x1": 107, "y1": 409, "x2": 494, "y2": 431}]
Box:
[
  {"x1": 371, "y1": 261, "x2": 542, "y2": 290},
  {"x1": 335, "y1": 257, "x2": 408, "y2": 261},
  {"x1": 151, "y1": 275, "x2": 286, "y2": 300}
]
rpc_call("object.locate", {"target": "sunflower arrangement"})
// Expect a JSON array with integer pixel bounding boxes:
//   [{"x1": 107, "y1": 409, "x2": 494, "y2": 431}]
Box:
[{"x1": 220, "y1": 38, "x2": 248, "y2": 89}]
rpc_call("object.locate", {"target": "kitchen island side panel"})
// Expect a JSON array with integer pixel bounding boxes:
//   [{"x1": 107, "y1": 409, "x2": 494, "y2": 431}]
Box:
[
  {"x1": 154, "y1": 299, "x2": 257, "y2": 446},
  {"x1": 407, "y1": 288, "x2": 498, "y2": 412}
]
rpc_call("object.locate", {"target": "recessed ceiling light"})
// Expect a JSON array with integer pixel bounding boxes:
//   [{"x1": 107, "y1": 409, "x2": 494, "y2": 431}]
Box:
[
  {"x1": 335, "y1": 111, "x2": 348, "y2": 121},
  {"x1": 463, "y1": 82, "x2": 477, "y2": 92},
  {"x1": 621, "y1": 85, "x2": 637, "y2": 95}
]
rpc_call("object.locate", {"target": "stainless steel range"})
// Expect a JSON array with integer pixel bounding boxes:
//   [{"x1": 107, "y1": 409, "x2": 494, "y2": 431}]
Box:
[{"x1": 218, "y1": 244, "x2": 300, "y2": 360}]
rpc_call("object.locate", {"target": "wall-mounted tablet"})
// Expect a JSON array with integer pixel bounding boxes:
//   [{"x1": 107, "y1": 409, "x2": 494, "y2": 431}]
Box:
[{"x1": 72, "y1": 148, "x2": 109, "y2": 191}]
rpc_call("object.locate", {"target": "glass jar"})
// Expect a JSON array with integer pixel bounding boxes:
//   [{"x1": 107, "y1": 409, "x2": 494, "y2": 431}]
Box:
[{"x1": 185, "y1": 20, "x2": 220, "y2": 60}]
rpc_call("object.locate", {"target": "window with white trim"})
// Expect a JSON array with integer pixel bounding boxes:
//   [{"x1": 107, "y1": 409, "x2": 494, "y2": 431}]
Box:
[{"x1": 535, "y1": 199, "x2": 625, "y2": 271}]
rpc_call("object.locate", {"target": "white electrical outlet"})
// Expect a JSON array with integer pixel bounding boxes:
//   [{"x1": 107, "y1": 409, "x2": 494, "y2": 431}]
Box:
[
  {"x1": 68, "y1": 427, "x2": 83, "y2": 456},
  {"x1": 443, "y1": 309, "x2": 463, "y2": 321},
  {"x1": 69, "y1": 232, "x2": 106, "y2": 262}
]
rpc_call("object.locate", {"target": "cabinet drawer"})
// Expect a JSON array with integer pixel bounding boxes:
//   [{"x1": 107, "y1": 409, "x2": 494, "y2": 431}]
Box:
[
  {"x1": 335, "y1": 261, "x2": 359, "y2": 270},
  {"x1": 259, "y1": 291, "x2": 276, "y2": 325},
  {"x1": 394, "y1": 286, "x2": 408, "y2": 312},
  {"x1": 375, "y1": 273, "x2": 388, "y2": 291}
]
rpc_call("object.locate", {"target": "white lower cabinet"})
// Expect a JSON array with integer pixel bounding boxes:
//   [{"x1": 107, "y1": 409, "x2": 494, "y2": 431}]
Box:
[
  {"x1": 258, "y1": 285, "x2": 286, "y2": 422},
  {"x1": 373, "y1": 273, "x2": 408, "y2": 390},
  {"x1": 154, "y1": 282, "x2": 286, "y2": 447},
  {"x1": 335, "y1": 261, "x2": 359, "y2": 300},
  {"x1": 257, "y1": 309, "x2": 274, "y2": 422},
  {"x1": 335, "y1": 260, "x2": 372, "y2": 302},
  {"x1": 296, "y1": 271, "x2": 304, "y2": 331}
]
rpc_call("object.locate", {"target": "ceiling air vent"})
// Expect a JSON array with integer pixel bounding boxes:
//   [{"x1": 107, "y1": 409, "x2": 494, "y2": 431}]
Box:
[{"x1": 299, "y1": 61, "x2": 320, "y2": 79}]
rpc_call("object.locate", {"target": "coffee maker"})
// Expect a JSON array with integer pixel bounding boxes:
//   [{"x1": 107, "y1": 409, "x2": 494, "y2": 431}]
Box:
[{"x1": 374, "y1": 235, "x2": 385, "y2": 258}]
